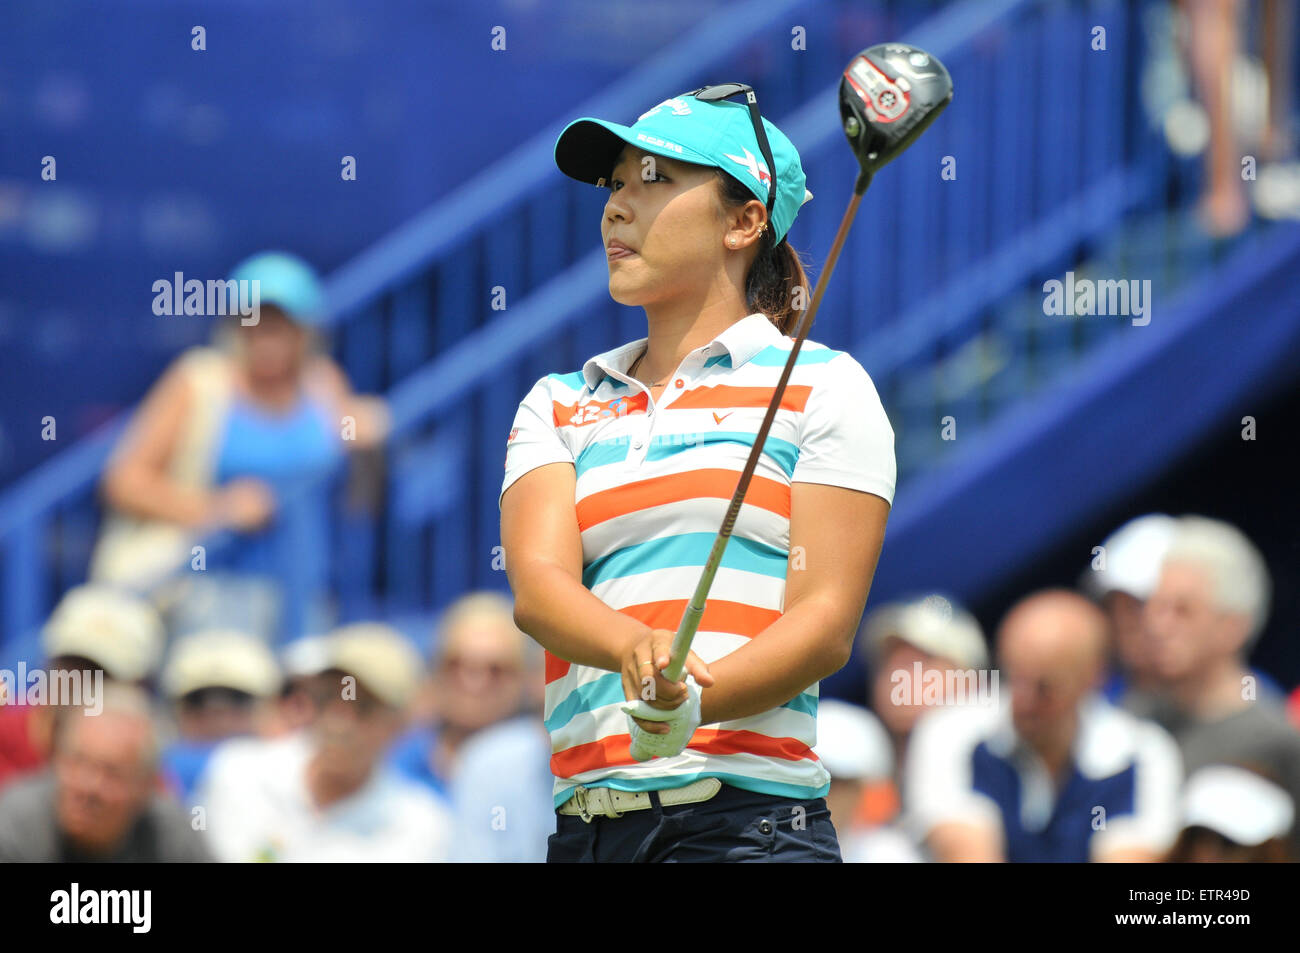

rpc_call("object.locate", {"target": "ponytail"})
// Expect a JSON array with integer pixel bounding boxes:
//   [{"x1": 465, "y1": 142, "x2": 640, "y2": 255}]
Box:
[{"x1": 714, "y1": 168, "x2": 812, "y2": 336}]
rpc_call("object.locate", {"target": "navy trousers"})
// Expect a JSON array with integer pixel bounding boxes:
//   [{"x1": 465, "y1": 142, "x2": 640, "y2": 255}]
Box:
[{"x1": 546, "y1": 782, "x2": 842, "y2": 862}]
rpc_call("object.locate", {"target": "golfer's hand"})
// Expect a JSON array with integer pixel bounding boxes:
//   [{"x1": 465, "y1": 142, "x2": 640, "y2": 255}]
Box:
[
  {"x1": 622, "y1": 676, "x2": 703, "y2": 762},
  {"x1": 620, "y1": 628, "x2": 714, "y2": 735}
]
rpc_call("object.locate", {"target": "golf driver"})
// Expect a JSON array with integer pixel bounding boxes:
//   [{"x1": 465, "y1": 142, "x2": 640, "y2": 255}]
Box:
[{"x1": 840, "y1": 42, "x2": 955, "y2": 194}]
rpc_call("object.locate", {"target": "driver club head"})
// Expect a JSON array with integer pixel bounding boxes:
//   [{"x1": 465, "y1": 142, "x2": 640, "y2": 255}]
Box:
[{"x1": 839, "y1": 43, "x2": 954, "y2": 183}]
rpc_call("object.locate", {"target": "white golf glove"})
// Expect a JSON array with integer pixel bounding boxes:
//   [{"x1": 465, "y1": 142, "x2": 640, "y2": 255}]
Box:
[{"x1": 621, "y1": 676, "x2": 702, "y2": 762}]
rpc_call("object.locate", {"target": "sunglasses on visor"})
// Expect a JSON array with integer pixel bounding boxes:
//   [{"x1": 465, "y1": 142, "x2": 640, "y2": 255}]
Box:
[{"x1": 689, "y1": 83, "x2": 777, "y2": 221}]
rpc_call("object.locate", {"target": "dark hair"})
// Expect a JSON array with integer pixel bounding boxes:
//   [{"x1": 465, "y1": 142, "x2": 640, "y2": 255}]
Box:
[
  {"x1": 1163, "y1": 826, "x2": 1292, "y2": 863},
  {"x1": 713, "y1": 168, "x2": 811, "y2": 335}
]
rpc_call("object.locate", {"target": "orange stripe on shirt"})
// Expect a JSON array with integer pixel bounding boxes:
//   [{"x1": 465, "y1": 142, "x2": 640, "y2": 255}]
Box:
[
  {"x1": 552, "y1": 735, "x2": 633, "y2": 776},
  {"x1": 544, "y1": 650, "x2": 571, "y2": 685},
  {"x1": 670, "y1": 384, "x2": 812, "y2": 412},
  {"x1": 551, "y1": 728, "x2": 817, "y2": 776},
  {"x1": 688, "y1": 728, "x2": 818, "y2": 762},
  {"x1": 619, "y1": 598, "x2": 781, "y2": 640},
  {"x1": 576, "y1": 469, "x2": 790, "y2": 530},
  {"x1": 544, "y1": 601, "x2": 779, "y2": 685}
]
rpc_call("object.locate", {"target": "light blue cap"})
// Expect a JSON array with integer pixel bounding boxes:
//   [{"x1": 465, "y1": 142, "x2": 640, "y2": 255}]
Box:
[
  {"x1": 227, "y1": 251, "x2": 325, "y2": 324},
  {"x1": 554, "y1": 92, "x2": 813, "y2": 244}
]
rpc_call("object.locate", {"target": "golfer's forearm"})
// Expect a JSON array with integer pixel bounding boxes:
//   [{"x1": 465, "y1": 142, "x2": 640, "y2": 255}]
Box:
[
  {"x1": 698, "y1": 595, "x2": 852, "y2": 725},
  {"x1": 511, "y1": 561, "x2": 648, "y2": 672}
]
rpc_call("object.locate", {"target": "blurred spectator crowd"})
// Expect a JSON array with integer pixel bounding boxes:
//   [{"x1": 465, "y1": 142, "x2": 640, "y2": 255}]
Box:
[
  {"x1": 825, "y1": 512, "x2": 1300, "y2": 863},
  {"x1": 0, "y1": 587, "x2": 550, "y2": 862},
  {"x1": 2, "y1": 508, "x2": 1296, "y2": 863}
]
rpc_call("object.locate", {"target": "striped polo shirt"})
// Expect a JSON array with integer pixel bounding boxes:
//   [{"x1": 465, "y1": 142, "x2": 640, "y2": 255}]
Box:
[{"x1": 499, "y1": 311, "x2": 896, "y2": 808}]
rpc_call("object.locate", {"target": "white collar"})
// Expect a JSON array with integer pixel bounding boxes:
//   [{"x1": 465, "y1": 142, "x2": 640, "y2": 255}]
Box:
[{"x1": 580, "y1": 312, "x2": 784, "y2": 392}]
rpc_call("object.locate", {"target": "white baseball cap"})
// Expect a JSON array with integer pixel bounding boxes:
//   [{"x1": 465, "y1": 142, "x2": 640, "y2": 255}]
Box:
[
  {"x1": 280, "y1": 634, "x2": 334, "y2": 679},
  {"x1": 324, "y1": 623, "x2": 424, "y2": 710},
  {"x1": 42, "y1": 584, "x2": 165, "y2": 682},
  {"x1": 162, "y1": 629, "x2": 281, "y2": 699},
  {"x1": 814, "y1": 700, "x2": 894, "y2": 780},
  {"x1": 1181, "y1": 765, "x2": 1295, "y2": 846},
  {"x1": 1089, "y1": 513, "x2": 1177, "y2": 600},
  {"x1": 865, "y1": 594, "x2": 988, "y2": 670}
]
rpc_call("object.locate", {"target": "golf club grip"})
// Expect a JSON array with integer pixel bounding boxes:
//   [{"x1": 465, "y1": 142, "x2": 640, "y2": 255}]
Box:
[
  {"x1": 661, "y1": 190, "x2": 866, "y2": 685},
  {"x1": 661, "y1": 524, "x2": 731, "y2": 682}
]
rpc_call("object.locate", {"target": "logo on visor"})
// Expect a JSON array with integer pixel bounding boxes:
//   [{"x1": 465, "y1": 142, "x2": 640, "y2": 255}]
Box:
[
  {"x1": 636, "y1": 133, "x2": 683, "y2": 155},
  {"x1": 638, "y1": 98, "x2": 693, "y2": 121},
  {"x1": 723, "y1": 147, "x2": 771, "y2": 187}
]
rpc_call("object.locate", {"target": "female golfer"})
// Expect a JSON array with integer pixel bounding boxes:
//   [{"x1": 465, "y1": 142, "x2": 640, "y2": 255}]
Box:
[{"x1": 499, "y1": 87, "x2": 896, "y2": 862}]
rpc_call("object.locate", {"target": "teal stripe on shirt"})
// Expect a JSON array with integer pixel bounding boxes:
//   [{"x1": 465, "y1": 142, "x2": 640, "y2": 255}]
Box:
[
  {"x1": 780, "y1": 691, "x2": 818, "y2": 718},
  {"x1": 547, "y1": 370, "x2": 587, "y2": 389},
  {"x1": 582, "y1": 532, "x2": 788, "y2": 589},
  {"x1": 543, "y1": 660, "x2": 813, "y2": 737},
  {"x1": 749, "y1": 345, "x2": 842, "y2": 366},
  {"x1": 644, "y1": 430, "x2": 799, "y2": 477},
  {"x1": 544, "y1": 672, "x2": 623, "y2": 734},
  {"x1": 575, "y1": 438, "x2": 631, "y2": 478}
]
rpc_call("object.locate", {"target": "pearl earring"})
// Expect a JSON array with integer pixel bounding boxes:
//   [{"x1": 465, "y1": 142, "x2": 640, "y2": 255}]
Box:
[{"x1": 729, "y1": 237, "x2": 737, "y2": 247}]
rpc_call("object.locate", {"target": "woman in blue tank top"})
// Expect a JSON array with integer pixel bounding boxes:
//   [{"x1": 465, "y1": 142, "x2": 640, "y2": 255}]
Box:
[{"x1": 99, "y1": 252, "x2": 389, "y2": 642}]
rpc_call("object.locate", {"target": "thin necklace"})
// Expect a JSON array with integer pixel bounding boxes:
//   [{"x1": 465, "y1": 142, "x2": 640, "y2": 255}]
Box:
[{"x1": 630, "y1": 348, "x2": 666, "y2": 388}]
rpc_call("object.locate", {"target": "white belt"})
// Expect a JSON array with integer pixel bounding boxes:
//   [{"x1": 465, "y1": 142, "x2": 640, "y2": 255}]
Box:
[{"x1": 558, "y1": 778, "x2": 723, "y2": 822}]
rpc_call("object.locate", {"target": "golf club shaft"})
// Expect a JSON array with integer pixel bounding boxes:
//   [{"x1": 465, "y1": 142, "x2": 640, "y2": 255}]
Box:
[{"x1": 662, "y1": 179, "x2": 870, "y2": 683}]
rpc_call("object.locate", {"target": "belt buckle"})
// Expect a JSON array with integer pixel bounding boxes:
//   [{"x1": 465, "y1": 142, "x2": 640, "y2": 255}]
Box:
[
  {"x1": 572, "y1": 785, "x2": 625, "y2": 822},
  {"x1": 573, "y1": 786, "x2": 594, "y2": 823}
]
